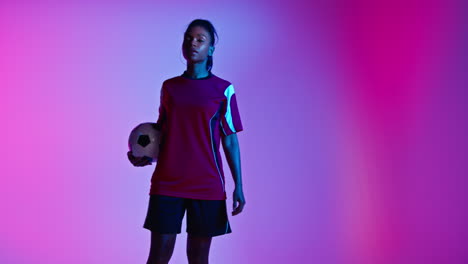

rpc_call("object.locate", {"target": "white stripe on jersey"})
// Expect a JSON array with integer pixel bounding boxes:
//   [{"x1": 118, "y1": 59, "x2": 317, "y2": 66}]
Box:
[{"x1": 224, "y1": 84, "x2": 236, "y2": 133}]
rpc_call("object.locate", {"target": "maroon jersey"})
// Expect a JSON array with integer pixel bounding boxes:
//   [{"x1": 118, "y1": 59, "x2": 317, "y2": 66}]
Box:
[{"x1": 149, "y1": 71, "x2": 243, "y2": 200}]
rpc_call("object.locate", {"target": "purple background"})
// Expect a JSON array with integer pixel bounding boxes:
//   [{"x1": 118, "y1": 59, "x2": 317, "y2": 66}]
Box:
[{"x1": 2, "y1": 0, "x2": 467, "y2": 263}]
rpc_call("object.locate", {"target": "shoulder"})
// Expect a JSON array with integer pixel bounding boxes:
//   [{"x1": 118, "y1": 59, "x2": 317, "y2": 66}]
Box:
[
  {"x1": 162, "y1": 76, "x2": 183, "y2": 87},
  {"x1": 211, "y1": 74, "x2": 231, "y2": 87},
  {"x1": 210, "y1": 74, "x2": 235, "y2": 95},
  {"x1": 159, "y1": 76, "x2": 185, "y2": 96}
]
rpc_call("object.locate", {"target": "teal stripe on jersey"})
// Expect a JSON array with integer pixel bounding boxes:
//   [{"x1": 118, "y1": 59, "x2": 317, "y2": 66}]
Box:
[{"x1": 224, "y1": 84, "x2": 236, "y2": 133}]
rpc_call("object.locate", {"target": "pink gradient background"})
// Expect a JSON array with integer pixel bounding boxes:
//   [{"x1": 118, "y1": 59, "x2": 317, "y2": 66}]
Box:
[{"x1": 1, "y1": 0, "x2": 467, "y2": 263}]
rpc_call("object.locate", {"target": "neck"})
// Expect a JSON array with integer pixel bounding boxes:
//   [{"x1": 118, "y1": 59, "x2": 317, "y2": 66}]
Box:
[{"x1": 186, "y1": 60, "x2": 209, "y2": 79}]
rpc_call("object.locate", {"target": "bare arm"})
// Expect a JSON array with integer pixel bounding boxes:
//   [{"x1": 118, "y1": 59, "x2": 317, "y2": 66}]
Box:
[
  {"x1": 221, "y1": 133, "x2": 242, "y2": 187},
  {"x1": 221, "y1": 133, "x2": 246, "y2": 215}
]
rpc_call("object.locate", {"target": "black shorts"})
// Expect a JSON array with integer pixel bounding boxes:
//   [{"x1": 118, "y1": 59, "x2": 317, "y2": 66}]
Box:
[{"x1": 143, "y1": 194, "x2": 232, "y2": 237}]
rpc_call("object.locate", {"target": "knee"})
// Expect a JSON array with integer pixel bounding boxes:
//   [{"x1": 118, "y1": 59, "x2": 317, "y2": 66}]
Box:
[
  {"x1": 147, "y1": 244, "x2": 174, "y2": 264},
  {"x1": 187, "y1": 235, "x2": 211, "y2": 264},
  {"x1": 147, "y1": 255, "x2": 171, "y2": 264},
  {"x1": 187, "y1": 253, "x2": 206, "y2": 264},
  {"x1": 187, "y1": 248, "x2": 209, "y2": 264}
]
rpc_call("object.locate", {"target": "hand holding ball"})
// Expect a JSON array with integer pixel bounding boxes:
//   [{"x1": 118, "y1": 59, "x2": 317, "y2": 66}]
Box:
[{"x1": 128, "y1": 122, "x2": 162, "y2": 166}]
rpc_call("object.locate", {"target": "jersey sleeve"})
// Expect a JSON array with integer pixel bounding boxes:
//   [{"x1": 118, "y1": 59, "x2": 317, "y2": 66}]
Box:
[
  {"x1": 220, "y1": 84, "x2": 243, "y2": 136},
  {"x1": 154, "y1": 83, "x2": 167, "y2": 131}
]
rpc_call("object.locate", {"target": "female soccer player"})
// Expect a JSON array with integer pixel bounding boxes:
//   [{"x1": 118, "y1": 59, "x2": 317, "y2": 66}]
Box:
[{"x1": 127, "y1": 19, "x2": 246, "y2": 264}]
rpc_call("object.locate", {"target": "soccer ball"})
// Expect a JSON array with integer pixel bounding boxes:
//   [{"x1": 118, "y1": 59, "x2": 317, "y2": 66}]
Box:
[{"x1": 128, "y1": 122, "x2": 161, "y2": 162}]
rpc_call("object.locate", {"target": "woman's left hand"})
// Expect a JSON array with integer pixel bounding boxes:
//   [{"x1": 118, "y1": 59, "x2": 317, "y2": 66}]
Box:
[{"x1": 232, "y1": 187, "x2": 246, "y2": 216}]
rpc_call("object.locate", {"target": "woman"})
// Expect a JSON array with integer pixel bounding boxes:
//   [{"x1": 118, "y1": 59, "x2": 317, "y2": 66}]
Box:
[{"x1": 127, "y1": 19, "x2": 246, "y2": 264}]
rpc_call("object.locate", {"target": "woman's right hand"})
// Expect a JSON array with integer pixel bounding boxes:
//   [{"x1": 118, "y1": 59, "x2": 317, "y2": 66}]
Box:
[{"x1": 127, "y1": 150, "x2": 153, "y2": 167}]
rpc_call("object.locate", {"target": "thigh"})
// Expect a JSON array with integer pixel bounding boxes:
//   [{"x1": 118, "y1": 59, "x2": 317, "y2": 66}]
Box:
[
  {"x1": 186, "y1": 233, "x2": 212, "y2": 260},
  {"x1": 186, "y1": 199, "x2": 232, "y2": 237},
  {"x1": 148, "y1": 232, "x2": 177, "y2": 263},
  {"x1": 187, "y1": 233, "x2": 212, "y2": 249},
  {"x1": 143, "y1": 194, "x2": 186, "y2": 234},
  {"x1": 150, "y1": 232, "x2": 177, "y2": 252}
]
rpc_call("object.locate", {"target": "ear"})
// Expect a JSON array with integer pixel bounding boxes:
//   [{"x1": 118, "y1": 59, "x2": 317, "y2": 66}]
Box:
[{"x1": 209, "y1": 46, "x2": 215, "y2": 56}]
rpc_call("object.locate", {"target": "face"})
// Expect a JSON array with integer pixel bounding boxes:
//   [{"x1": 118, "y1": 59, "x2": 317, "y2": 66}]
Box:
[{"x1": 182, "y1": 26, "x2": 214, "y2": 64}]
